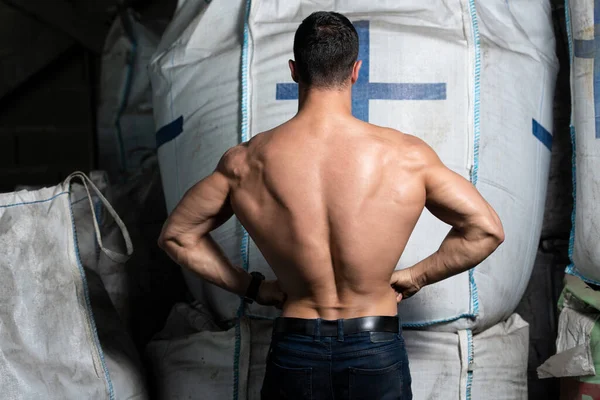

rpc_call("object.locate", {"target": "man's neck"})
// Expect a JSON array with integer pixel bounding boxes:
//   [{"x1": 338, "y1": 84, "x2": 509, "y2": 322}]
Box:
[{"x1": 297, "y1": 85, "x2": 353, "y2": 118}]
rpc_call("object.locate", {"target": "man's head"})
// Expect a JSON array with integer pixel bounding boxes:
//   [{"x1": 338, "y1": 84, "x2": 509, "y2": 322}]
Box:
[{"x1": 290, "y1": 11, "x2": 361, "y2": 89}]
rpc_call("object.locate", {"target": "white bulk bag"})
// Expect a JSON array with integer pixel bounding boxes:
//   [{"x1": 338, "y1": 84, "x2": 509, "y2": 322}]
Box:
[
  {"x1": 564, "y1": 0, "x2": 600, "y2": 284},
  {"x1": 147, "y1": 303, "x2": 251, "y2": 400},
  {"x1": 405, "y1": 314, "x2": 529, "y2": 400},
  {"x1": 150, "y1": 0, "x2": 557, "y2": 332},
  {"x1": 0, "y1": 173, "x2": 146, "y2": 400},
  {"x1": 98, "y1": 11, "x2": 159, "y2": 178},
  {"x1": 148, "y1": 307, "x2": 527, "y2": 400}
]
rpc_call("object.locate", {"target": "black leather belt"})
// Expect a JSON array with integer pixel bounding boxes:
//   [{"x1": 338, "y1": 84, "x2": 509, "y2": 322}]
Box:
[{"x1": 273, "y1": 316, "x2": 399, "y2": 337}]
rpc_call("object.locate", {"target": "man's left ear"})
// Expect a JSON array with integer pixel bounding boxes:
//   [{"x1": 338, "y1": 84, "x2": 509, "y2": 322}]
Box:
[{"x1": 289, "y1": 60, "x2": 299, "y2": 83}]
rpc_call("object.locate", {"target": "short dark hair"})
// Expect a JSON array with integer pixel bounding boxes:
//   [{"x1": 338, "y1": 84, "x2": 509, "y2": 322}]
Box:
[{"x1": 293, "y1": 11, "x2": 359, "y2": 88}]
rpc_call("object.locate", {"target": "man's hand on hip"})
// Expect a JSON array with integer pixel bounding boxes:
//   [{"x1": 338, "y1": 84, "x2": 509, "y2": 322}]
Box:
[
  {"x1": 257, "y1": 280, "x2": 287, "y2": 309},
  {"x1": 390, "y1": 269, "x2": 421, "y2": 303}
]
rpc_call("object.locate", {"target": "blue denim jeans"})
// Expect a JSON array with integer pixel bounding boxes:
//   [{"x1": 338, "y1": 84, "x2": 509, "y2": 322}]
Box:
[{"x1": 261, "y1": 318, "x2": 412, "y2": 400}]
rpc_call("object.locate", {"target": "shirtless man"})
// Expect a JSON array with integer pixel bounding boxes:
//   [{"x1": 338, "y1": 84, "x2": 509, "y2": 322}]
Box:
[{"x1": 159, "y1": 11, "x2": 504, "y2": 400}]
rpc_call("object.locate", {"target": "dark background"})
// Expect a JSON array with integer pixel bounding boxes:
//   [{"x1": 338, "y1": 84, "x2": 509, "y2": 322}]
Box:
[{"x1": 0, "y1": 0, "x2": 177, "y2": 191}]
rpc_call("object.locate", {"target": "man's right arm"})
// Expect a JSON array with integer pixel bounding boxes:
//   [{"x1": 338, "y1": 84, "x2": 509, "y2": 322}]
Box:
[{"x1": 391, "y1": 138, "x2": 504, "y2": 299}]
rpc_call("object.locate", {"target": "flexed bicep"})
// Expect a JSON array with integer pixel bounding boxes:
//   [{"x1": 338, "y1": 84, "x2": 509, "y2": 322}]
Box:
[
  {"x1": 156, "y1": 145, "x2": 260, "y2": 298},
  {"x1": 158, "y1": 146, "x2": 244, "y2": 250},
  {"x1": 398, "y1": 137, "x2": 504, "y2": 291},
  {"x1": 159, "y1": 171, "x2": 233, "y2": 249},
  {"x1": 421, "y1": 146, "x2": 503, "y2": 241}
]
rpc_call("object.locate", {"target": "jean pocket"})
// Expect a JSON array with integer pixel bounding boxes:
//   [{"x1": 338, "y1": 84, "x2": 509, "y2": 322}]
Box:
[
  {"x1": 349, "y1": 361, "x2": 404, "y2": 400},
  {"x1": 261, "y1": 360, "x2": 312, "y2": 400}
]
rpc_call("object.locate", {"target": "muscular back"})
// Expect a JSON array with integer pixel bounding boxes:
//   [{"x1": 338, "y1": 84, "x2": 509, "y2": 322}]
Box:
[{"x1": 224, "y1": 116, "x2": 428, "y2": 319}]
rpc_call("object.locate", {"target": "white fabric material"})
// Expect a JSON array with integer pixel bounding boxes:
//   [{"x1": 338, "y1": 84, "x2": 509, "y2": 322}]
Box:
[
  {"x1": 98, "y1": 11, "x2": 159, "y2": 178},
  {"x1": 147, "y1": 308, "x2": 528, "y2": 400},
  {"x1": 150, "y1": 0, "x2": 557, "y2": 331},
  {"x1": 13, "y1": 171, "x2": 135, "y2": 330},
  {"x1": 537, "y1": 293, "x2": 599, "y2": 379},
  {"x1": 146, "y1": 303, "x2": 251, "y2": 400},
  {"x1": 71, "y1": 171, "x2": 132, "y2": 323},
  {"x1": 405, "y1": 314, "x2": 529, "y2": 400},
  {"x1": 85, "y1": 269, "x2": 148, "y2": 400},
  {"x1": 0, "y1": 173, "x2": 146, "y2": 400},
  {"x1": 566, "y1": 0, "x2": 600, "y2": 283},
  {"x1": 469, "y1": 314, "x2": 529, "y2": 400},
  {"x1": 458, "y1": 329, "x2": 471, "y2": 400}
]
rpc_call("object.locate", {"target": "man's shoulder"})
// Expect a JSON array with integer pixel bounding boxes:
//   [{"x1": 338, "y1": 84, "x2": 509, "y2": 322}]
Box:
[
  {"x1": 368, "y1": 124, "x2": 431, "y2": 153},
  {"x1": 217, "y1": 144, "x2": 249, "y2": 179},
  {"x1": 217, "y1": 128, "x2": 276, "y2": 177},
  {"x1": 397, "y1": 132, "x2": 433, "y2": 154},
  {"x1": 365, "y1": 125, "x2": 441, "y2": 174}
]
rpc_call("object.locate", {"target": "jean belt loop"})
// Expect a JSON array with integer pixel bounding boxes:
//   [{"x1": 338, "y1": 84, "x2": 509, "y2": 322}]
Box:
[
  {"x1": 337, "y1": 319, "x2": 344, "y2": 342},
  {"x1": 313, "y1": 318, "x2": 321, "y2": 341}
]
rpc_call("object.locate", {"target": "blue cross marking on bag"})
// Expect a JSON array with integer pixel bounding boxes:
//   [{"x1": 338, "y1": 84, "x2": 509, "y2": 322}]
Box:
[{"x1": 276, "y1": 20, "x2": 447, "y2": 122}]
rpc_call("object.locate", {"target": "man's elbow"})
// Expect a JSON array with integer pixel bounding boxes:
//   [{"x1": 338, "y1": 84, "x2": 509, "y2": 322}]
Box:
[
  {"x1": 492, "y1": 226, "x2": 505, "y2": 248},
  {"x1": 470, "y1": 214, "x2": 504, "y2": 252},
  {"x1": 157, "y1": 225, "x2": 202, "y2": 266},
  {"x1": 157, "y1": 225, "x2": 179, "y2": 254},
  {"x1": 487, "y1": 217, "x2": 505, "y2": 249},
  {"x1": 157, "y1": 223, "x2": 170, "y2": 250},
  {"x1": 157, "y1": 233, "x2": 167, "y2": 251},
  {"x1": 157, "y1": 231, "x2": 185, "y2": 266},
  {"x1": 157, "y1": 234, "x2": 174, "y2": 257}
]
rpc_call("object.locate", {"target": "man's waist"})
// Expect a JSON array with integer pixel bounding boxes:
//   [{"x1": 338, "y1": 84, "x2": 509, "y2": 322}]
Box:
[
  {"x1": 280, "y1": 291, "x2": 399, "y2": 320},
  {"x1": 273, "y1": 315, "x2": 399, "y2": 337}
]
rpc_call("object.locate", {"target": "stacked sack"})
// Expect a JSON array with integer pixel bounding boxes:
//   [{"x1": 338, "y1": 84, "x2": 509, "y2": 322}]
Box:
[
  {"x1": 97, "y1": 10, "x2": 159, "y2": 179},
  {"x1": 536, "y1": 1, "x2": 600, "y2": 396},
  {"x1": 148, "y1": 0, "x2": 558, "y2": 398},
  {"x1": 564, "y1": 0, "x2": 600, "y2": 286},
  {"x1": 0, "y1": 173, "x2": 147, "y2": 400}
]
